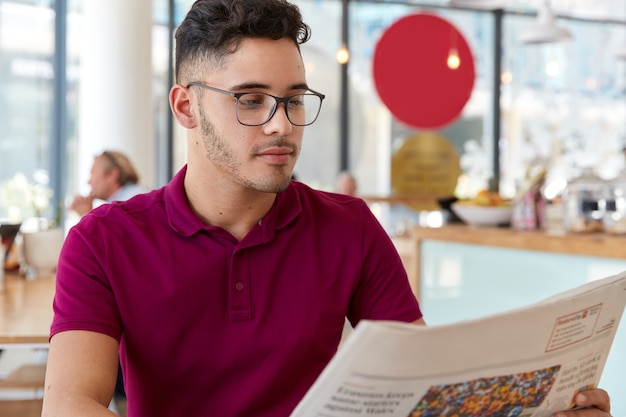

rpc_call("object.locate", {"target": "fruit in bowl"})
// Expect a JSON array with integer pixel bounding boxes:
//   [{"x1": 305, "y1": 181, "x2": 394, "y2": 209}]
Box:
[
  {"x1": 458, "y1": 189, "x2": 509, "y2": 207},
  {"x1": 451, "y1": 190, "x2": 512, "y2": 227}
]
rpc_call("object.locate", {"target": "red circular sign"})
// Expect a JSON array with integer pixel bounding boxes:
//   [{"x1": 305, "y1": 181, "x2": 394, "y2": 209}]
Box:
[{"x1": 373, "y1": 13, "x2": 475, "y2": 129}]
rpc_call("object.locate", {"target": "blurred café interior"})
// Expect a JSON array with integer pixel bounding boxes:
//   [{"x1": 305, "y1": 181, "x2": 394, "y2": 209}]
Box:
[{"x1": 1, "y1": 0, "x2": 626, "y2": 415}]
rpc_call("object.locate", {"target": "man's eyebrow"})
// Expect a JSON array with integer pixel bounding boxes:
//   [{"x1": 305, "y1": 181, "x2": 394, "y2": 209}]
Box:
[
  {"x1": 290, "y1": 83, "x2": 310, "y2": 91},
  {"x1": 229, "y1": 82, "x2": 268, "y2": 90},
  {"x1": 229, "y1": 82, "x2": 310, "y2": 91}
]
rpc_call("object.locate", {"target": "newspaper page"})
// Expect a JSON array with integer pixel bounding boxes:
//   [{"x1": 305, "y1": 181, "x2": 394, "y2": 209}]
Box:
[{"x1": 290, "y1": 272, "x2": 626, "y2": 417}]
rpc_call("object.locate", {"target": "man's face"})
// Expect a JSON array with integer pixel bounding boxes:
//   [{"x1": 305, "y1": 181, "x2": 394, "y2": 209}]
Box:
[
  {"x1": 338, "y1": 176, "x2": 357, "y2": 196},
  {"x1": 88, "y1": 156, "x2": 119, "y2": 200},
  {"x1": 190, "y1": 37, "x2": 307, "y2": 194}
]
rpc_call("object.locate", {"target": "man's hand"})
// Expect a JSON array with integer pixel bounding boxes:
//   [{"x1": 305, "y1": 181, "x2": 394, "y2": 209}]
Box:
[
  {"x1": 554, "y1": 388, "x2": 611, "y2": 417},
  {"x1": 70, "y1": 194, "x2": 94, "y2": 217}
]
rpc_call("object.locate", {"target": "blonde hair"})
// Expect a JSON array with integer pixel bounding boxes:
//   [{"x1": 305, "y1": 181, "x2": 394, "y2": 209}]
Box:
[{"x1": 100, "y1": 150, "x2": 140, "y2": 186}]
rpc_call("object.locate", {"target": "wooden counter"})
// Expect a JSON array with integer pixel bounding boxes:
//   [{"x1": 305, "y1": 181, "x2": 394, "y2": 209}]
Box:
[
  {"x1": 0, "y1": 271, "x2": 55, "y2": 345},
  {"x1": 412, "y1": 224, "x2": 626, "y2": 259}
]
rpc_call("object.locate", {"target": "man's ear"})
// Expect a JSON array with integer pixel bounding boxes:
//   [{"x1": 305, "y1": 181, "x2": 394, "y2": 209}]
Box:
[
  {"x1": 108, "y1": 166, "x2": 121, "y2": 186},
  {"x1": 169, "y1": 84, "x2": 197, "y2": 129}
]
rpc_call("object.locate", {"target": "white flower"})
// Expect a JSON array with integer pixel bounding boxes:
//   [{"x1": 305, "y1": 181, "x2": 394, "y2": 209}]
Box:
[{"x1": 0, "y1": 170, "x2": 54, "y2": 223}]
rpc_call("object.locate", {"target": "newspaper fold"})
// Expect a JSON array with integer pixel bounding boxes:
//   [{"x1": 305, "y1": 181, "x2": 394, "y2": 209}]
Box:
[{"x1": 291, "y1": 272, "x2": 626, "y2": 417}]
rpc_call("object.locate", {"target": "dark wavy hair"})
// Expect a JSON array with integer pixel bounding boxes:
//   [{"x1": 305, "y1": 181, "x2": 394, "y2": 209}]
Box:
[{"x1": 175, "y1": 0, "x2": 311, "y2": 83}]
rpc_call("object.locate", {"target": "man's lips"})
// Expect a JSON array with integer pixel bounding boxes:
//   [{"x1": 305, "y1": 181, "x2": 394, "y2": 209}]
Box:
[{"x1": 257, "y1": 147, "x2": 294, "y2": 164}]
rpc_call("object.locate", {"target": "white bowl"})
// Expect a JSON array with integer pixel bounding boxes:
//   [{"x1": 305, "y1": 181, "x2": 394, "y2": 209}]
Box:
[{"x1": 451, "y1": 202, "x2": 512, "y2": 227}]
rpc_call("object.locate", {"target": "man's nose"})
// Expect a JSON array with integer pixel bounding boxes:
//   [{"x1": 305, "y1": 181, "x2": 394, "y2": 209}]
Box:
[{"x1": 263, "y1": 103, "x2": 294, "y2": 135}]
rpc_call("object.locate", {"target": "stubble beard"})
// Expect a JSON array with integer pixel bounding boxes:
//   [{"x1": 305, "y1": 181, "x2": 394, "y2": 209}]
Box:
[{"x1": 199, "y1": 107, "x2": 298, "y2": 193}]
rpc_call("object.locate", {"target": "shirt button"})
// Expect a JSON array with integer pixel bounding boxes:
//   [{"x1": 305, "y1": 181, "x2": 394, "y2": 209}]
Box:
[{"x1": 235, "y1": 282, "x2": 244, "y2": 291}]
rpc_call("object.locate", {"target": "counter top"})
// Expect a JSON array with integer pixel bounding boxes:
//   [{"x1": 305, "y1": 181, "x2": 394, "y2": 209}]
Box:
[
  {"x1": 412, "y1": 225, "x2": 626, "y2": 259},
  {"x1": 0, "y1": 271, "x2": 55, "y2": 345}
]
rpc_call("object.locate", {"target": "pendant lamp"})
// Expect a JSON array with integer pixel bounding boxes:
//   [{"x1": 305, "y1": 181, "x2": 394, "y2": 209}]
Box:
[
  {"x1": 521, "y1": 0, "x2": 572, "y2": 44},
  {"x1": 447, "y1": 0, "x2": 506, "y2": 10}
]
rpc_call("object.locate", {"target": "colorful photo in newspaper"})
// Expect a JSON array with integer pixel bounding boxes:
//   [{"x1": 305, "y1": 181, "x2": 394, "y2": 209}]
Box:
[{"x1": 409, "y1": 366, "x2": 561, "y2": 417}]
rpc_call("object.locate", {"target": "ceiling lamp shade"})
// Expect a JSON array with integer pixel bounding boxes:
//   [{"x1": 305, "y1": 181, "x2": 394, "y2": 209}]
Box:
[
  {"x1": 521, "y1": 0, "x2": 572, "y2": 45},
  {"x1": 447, "y1": 0, "x2": 507, "y2": 10}
]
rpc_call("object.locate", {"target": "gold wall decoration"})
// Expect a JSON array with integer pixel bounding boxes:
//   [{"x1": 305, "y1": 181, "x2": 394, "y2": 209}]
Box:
[{"x1": 391, "y1": 132, "x2": 461, "y2": 210}]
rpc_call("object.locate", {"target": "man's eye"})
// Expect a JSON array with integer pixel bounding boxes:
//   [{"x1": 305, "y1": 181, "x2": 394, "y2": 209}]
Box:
[
  {"x1": 288, "y1": 96, "x2": 305, "y2": 107},
  {"x1": 239, "y1": 94, "x2": 267, "y2": 108}
]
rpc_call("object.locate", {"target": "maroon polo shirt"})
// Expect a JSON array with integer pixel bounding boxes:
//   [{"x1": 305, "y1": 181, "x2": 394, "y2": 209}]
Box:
[{"x1": 51, "y1": 165, "x2": 422, "y2": 417}]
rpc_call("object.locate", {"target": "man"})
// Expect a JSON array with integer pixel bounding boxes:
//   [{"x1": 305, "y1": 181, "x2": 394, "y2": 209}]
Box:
[
  {"x1": 69, "y1": 150, "x2": 147, "y2": 216},
  {"x1": 69, "y1": 149, "x2": 147, "y2": 406},
  {"x1": 42, "y1": 1, "x2": 612, "y2": 416},
  {"x1": 336, "y1": 170, "x2": 358, "y2": 196}
]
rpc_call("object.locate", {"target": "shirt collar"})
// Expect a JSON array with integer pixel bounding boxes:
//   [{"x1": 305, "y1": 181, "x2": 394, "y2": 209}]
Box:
[{"x1": 165, "y1": 165, "x2": 302, "y2": 240}]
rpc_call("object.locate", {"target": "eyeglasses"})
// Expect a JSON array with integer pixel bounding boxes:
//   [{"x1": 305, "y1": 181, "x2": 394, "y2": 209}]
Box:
[{"x1": 186, "y1": 81, "x2": 325, "y2": 127}]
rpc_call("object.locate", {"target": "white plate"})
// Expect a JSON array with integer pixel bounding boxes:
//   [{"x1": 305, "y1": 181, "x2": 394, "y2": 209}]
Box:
[{"x1": 451, "y1": 202, "x2": 512, "y2": 227}]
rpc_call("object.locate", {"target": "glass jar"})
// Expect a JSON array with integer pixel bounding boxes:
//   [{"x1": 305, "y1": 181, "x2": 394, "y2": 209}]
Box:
[
  {"x1": 604, "y1": 171, "x2": 626, "y2": 234},
  {"x1": 562, "y1": 169, "x2": 608, "y2": 233}
]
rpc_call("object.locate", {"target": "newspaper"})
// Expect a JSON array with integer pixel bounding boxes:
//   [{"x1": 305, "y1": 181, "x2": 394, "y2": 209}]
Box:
[{"x1": 291, "y1": 272, "x2": 626, "y2": 417}]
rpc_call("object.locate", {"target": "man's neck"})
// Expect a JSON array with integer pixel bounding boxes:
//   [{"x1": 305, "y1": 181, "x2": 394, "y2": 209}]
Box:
[
  {"x1": 103, "y1": 184, "x2": 123, "y2": 202},
  {"x1": 184, "y1": 171, "x2": 277, "y2": 241}
]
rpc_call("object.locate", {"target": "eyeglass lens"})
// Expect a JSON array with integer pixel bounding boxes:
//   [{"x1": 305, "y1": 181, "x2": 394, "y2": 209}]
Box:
[{"x1": 236, "y1": 93, "x2": 322, "y2": 126}]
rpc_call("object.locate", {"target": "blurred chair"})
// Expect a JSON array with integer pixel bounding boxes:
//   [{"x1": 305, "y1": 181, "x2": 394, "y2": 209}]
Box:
[{"x1": 0, "y1": 363, "x2": 45, "y2": 417}]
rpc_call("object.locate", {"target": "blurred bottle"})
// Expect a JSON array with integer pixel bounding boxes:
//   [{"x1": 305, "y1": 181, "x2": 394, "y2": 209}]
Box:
[
  {"x1": 603, "y1": 148, "x2": 626, "y2": 235},
  {"x1": 512, "y1": 167, "x2": 546, "y2": 230},
  {"x1": 562, "y1": 168, "x2": 608, "y2": 233}
]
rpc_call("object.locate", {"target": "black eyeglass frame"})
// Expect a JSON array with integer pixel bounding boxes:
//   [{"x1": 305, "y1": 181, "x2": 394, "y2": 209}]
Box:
[{"x1": 186, "y1": 81, "x2": 325, "y2": 127}]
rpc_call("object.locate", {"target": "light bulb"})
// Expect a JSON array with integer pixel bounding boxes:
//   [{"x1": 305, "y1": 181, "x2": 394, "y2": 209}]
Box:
[
  {"x1": 336, "y1": 46, "x2": 350, "y2": 65},
  {"x1": 447, "y1": 48, "x2": 460, "y2": 70},
  {"x1": 545, "y1": 60, "x2": 560, "y2": 76}
]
